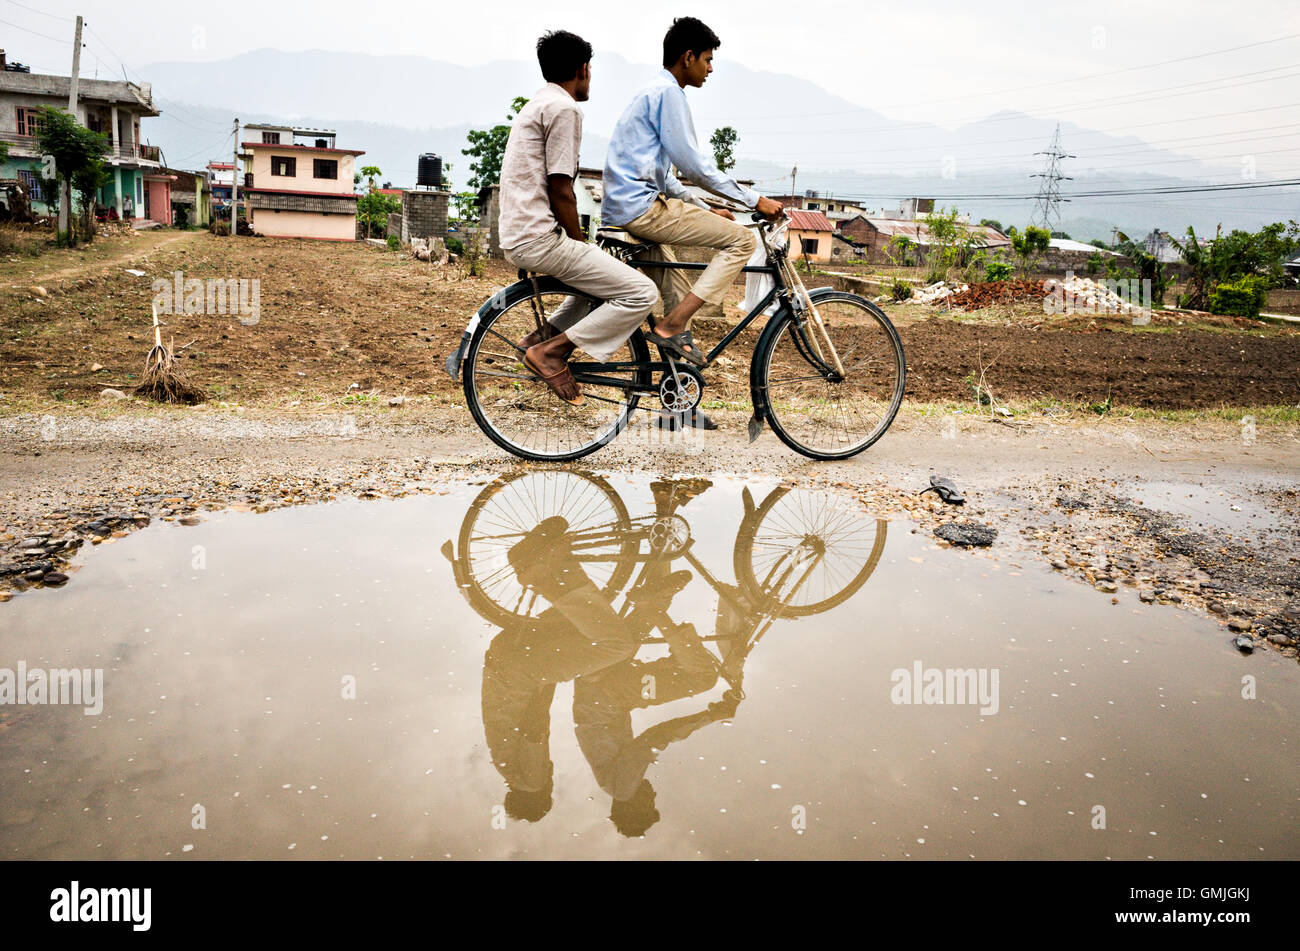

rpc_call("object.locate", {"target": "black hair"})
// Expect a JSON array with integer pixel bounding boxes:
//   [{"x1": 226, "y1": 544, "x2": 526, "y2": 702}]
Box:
[
  {"x1": 662, "y1": 17, "x2": 721, "y2": 69},
  {"x1": 536, "y1": 30, "x2": 593, "y2": 84}
]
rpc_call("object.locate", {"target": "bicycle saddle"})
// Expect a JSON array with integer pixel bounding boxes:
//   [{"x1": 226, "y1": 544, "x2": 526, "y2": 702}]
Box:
[{"x1": 595, "y1": 227, "x2": 652, "y2": 251}]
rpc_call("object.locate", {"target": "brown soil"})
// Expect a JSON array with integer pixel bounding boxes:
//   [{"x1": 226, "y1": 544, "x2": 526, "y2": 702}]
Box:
[{"x1": 2, "y1": 230, "x2": 1297, "y2": 410}]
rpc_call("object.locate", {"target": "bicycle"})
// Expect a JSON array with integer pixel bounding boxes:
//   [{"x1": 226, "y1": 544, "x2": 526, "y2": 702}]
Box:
[
  {"x1": 446, "y1": 212, "x2": 907, "y2": 462},
  {"x1": 440, "y1": 470, "x2": 889, "y2": 695}
]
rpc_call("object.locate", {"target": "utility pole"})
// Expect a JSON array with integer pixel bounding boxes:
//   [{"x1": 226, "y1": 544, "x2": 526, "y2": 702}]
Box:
[
  {"x1": 790, "y1": 165, "x2": 798, "y2": 205},
  {"x1": 231, "y1": 118, "x2": 239, "y2": 237},
  {"x1": 58, "y1": 15, "x2": 84, "y2": 242}
]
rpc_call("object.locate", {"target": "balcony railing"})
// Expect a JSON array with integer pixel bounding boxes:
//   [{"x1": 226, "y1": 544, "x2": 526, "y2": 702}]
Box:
[{"x1": 0, "y1": 133, "x2": 160, "y2": 163}]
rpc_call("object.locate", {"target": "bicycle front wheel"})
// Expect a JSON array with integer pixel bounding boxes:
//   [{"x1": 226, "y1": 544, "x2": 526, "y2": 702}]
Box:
[
  {"x1": 757, "y1": 293, "x2": 905, "y2": 460},
  {"x1": 463, "y1": 281, "x2": 651, "y2": 462}
]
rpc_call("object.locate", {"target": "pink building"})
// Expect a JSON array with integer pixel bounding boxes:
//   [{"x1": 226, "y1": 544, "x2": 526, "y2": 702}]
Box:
[{"x1": 240, "y1": 124, "x2": 362, "y2": 240}]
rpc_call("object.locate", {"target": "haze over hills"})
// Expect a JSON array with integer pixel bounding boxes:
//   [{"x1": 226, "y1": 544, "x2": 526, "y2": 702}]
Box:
[{"x1": 139, "y1": 48, "x2": 1299, "y2": 242}]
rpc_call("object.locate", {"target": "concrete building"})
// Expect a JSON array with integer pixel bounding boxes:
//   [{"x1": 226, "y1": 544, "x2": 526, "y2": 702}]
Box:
[
  {"x1": 840, "y1": 215, "x2": 1009, "y2": 262},
  {"x1": 240, "y1": 124, "x2": 362, "y2": 240},
  {"x1": 207, "y1": 160, "x2": 235, "y2": 220},
  {"x1": 0, "y1": 66, "x2": 165, "y2": 222},
  {"x1": 769, "y1": 192, "x2": 867, "y2": 222},
  {"x1": 787, "y1": 209, "x2": 834, "y2": 262}
]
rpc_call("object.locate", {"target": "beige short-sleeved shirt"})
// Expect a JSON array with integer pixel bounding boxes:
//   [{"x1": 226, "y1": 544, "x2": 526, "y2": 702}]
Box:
[{"x1": 498, "y1": 83, "x2": 582, "y2": 252}]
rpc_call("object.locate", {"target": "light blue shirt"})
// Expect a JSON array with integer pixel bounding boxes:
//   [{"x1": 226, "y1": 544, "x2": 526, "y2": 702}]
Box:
[{"x1": 602, "y1": 69, "x2": 761, "y2": 227}]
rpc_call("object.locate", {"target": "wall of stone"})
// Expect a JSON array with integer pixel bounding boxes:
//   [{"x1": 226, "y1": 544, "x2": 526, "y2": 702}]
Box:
[{"x1": 401, "y1": 190, "x2": 449, "y2": 243}]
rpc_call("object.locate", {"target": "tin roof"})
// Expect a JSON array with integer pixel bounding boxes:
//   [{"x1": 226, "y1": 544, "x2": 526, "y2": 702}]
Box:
[
  {"x1": 787, "y1": 209, "x2": 833, "y2": 232},
  {"x1": 858, "y1": 217, "x2": 1009, "y2": 248}
]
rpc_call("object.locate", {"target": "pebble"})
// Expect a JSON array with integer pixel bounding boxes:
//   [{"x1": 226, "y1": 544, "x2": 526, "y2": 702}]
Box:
[
  {"x1": 23, "y1": 569, "x2": 45, "y2": 582},
  {"x1": 1208, "y1": 601, "x2": 1227, "y2": 615},
  {"x1": 1233, "y1": 635, "x2": 1254, "y2": 653},
  {"x1": 1095, "y1": 581, "x2": 1118, "y2": 594},
  {"x1": 1266, "y1": 633, "x2": 1295, "y2": 647},
  {"x1": 1138, "y1": 590, "x2": 1156, "y2": 603},
  {"x1": 935, "y1": 522, "x2": 997, "y2": 548},
  {"x1": 42, "y1": 572, "x2": 69, "y2": 587},
  {"x1": 17, "y1": 537, "x2": 45, "y2": 549},
  {"x1": 1228, "y1": 619, "x2": 1252, "y2": 633},
  {"x1": 0, "y1": 592, "x2": 12, "y2": 602},
  {"x1": 1050, "y1": 559, "x2": 1067, "y2": 570},
  {"x1": 179, "y1": 516, "x2": 201, "y2": 526},
  {"x1": 99, "y1": 388, "x2": 128, "y2": 400}
]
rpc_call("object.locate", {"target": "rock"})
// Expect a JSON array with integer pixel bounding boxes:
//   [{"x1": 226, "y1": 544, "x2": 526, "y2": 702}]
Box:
[
  {"x1": 1266, "y1": 633, "x2": 1295, "y2": 647},
  {"x1": 42, "y1": 572, "x2": 68, "y2": 587},
  {"x1": 935, "y1": 522, "x2": 997, "y2": 548},
  {"x1": 179, "y1": 516, "x2": 200, "y2": 526},
  {"x1": 388, "y1": 396, "x2": 407, "y2": 407},
  {"x1": 1050, "y1": 559, "x2": 1067, "y2": 570},
  {"x1": 100, "y1": 388, "x2": 128, "y2": 400},
  {"x1": 29, "y1": 285, "x2": 47, "y2": 297},
  {"x1": 1228, "y1": 619, "x2": 1252, "y2": 633},
  {"x1": 0, "y1": 591, "x2": 11, "y2": 602},
  {"x1": 91, "y1": 362, "x2": 104, "y2": 372},
  {"x1": 23, "y1": 569, "x2": 46, "y2": 582},
  {"x1": 1164, "y1": 592, "x2": 1182, "y2": 603},
  {"x1": 1095, "y1": 581, "x2": 1118, "y2": 594},
  {"x1": 1139, "y1": 590, "x2": 1156, "y2": 603},
  {"x1": 1284, "y1": 602, "x2": 1300, "y2": 620},
  {"x1": 1208, "y1": 600, "x2": 1228, "y2": 615},
  {"x1": 17, "y1": 537, "x2": 45, "y2": 549},
  {"x1": 1233, "y1": 635, "x2": 1254, "y2": 653}
]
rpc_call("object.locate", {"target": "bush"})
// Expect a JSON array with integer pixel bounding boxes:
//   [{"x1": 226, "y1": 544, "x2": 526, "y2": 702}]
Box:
[
  {"x1": 1208, "y1": 275, "x2": 1269, "y2": 317},
  {"x1": 386, "y1": 234, "x2": 400, "y2": 251},
  {"x1": 985, "y1": 259, "x2": 1014, "y2": 281},
  {"x1": 890, "y1": 279, "x2": 913, "y2": 302},
  {"x1": 446, "y1": 237, "x2": 464, "y2": 256},
  {"x1": 209, "y1": 219, "x2": 229, "y2": 236}
]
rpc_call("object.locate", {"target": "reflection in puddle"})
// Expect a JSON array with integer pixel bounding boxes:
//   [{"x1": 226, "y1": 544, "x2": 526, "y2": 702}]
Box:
[{"x1": 1, "y1": 472, "x2": 1296, "y2": 859}]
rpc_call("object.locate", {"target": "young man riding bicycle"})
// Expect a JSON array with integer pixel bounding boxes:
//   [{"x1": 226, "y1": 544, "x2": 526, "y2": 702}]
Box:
[
  {"x1": 497, "y1": 30, "x2": 659, "y2": 405},
  {"x1": 602, "y1": 16, "x2": 784, "y2": 368}
]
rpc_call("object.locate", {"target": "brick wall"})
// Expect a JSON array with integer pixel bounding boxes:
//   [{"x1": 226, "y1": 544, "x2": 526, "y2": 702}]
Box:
[{"x1": 401, "y1": 190, "x2": 449, "y2": 243}]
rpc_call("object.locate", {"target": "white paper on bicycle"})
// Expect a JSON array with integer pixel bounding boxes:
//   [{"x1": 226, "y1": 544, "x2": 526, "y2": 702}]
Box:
[{"x1": 739, "y1": 223, "x2": 778, "y2": 316}]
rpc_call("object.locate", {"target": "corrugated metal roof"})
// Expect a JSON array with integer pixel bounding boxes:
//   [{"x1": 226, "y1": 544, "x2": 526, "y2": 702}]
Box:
[
  {"x1": 859, "y1": 217, "x2": 1009, "y2": 248},
  {"x1": 1050, "y1": 238, "x2": 1118, "y2": 255},
  {"x1": 788, "y1": 209, "x2": 833, "y2": 232}
]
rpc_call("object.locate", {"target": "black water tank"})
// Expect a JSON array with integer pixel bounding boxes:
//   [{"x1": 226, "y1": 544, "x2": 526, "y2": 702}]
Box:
[{"x1": 417, "y1": 153, "x2": 443, "y2": 188}]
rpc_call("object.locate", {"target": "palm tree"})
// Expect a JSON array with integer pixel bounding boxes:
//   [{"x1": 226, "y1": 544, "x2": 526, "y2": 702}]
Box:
[{"x1": 360, "y1": 165, "x2": 382, "y2": 193}]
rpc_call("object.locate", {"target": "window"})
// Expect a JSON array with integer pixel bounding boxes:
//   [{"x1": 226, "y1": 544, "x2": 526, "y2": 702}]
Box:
[
  {"x1": 807, "y1": 202, "x2": 820, "y2": 210},
  {"x1": 313, "y1": 158, "x2": 338, "y2": 180},
  {"x1": 15, "y1": 107, "x2": 44, "y2": 137},
  {"x1": 800, "y1": 238, "x2": 820, "y2": 255},
  {"x1": 271, "y1": 156, "x2": 296, "y2": 177},
  {"x1": 261, "y1": 131, "x2": 281, "y2": 144},
  {"x1": 16, "y1": 169, "x2": 42, "y2": 201}
]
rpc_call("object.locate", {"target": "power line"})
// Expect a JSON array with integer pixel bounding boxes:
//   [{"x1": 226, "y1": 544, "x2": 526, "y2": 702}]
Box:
[
  {"x1": 798, "y1": 178, "x2": 1300, "y2": 204},
  {"x1": 0, "y1": 14, "x2": 69, "y2": 44},
  {"x1": 1, "y1": 0, "x2": 74, "y2": 21},
  {"x1": 699, "y1": 32, "x2": 1300, "y2": 122}
]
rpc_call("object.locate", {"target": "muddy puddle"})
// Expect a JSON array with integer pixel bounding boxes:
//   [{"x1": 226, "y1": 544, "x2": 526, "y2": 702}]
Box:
[{"x1": 1, "y1": 472, "x2": 1296, "y2": 859}]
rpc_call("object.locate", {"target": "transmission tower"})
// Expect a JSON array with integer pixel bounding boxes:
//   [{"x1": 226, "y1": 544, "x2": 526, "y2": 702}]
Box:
[{"x1": 1029, "y1": 124, "x2": 1074, "y2": 234}]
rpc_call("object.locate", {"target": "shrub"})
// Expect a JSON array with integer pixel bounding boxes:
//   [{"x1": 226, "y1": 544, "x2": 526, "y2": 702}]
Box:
[
  {"x1": 446, "y1": 237, "x2": 465, "y2": 256},
  {"x1": 209, "y1": 219, "x2": 229, "y2": 236},
  {"x1": 386, "y1": 234, "x2": 400, "y2": 251},
  {"x1": 1208, "y1": 275, "x2": 1269, "y2": 317},
  {"x1": 985, "y1": 259, "x2": 1014, "y2": 281},
  {"x1": 890, "y1": 278, "x2": 913, "y2": 302}
]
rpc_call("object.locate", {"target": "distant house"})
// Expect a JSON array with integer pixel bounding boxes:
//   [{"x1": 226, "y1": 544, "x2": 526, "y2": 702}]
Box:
[
  {"x1": 1049, "y1": 237, "x2": 1118, "y2": 256},
  {"x1": 786, "y1": 209, "x2": 834, "y2": 262},
  {"x1": 240, "y1": 124, "x2": 363, "y2": 240},
  {"x1": 842, "y1": 216, "x2": 1009, "y2": 261},
  {"x1": 165, "y1": 166, "x2": 209, "y2": 228},
  {"x1": 0, "y1": 66, "x2": 166, "y2": 222},
  {"x1": 769, "y1": 192, "x2": 867, "y2": 222}
]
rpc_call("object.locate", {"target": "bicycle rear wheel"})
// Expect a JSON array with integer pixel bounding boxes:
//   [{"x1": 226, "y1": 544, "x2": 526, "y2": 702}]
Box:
[
  {"x1": 757, "y1": 292, "x2": 905, "y2": 460},
  {"x1": 463, "y1": 282, "x2": 651, "y2": 462}
]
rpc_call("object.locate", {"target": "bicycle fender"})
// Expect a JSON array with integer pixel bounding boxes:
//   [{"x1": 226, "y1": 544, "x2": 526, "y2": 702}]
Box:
[{"x1": 445, "y1": 278, "x2": 561, "y2": 381}]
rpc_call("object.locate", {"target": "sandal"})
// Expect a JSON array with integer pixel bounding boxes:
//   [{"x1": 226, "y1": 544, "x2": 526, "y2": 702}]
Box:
[
  {"x1": 644, "y1": 328, "x2": 707, "y2": 367},
  {"x1": 518, "y1": 321, "x2": 559, "y2": 351},
  {"x1": 523, "y1": 351, "x2": 584, "y2": 406},
  {"x1": 919, "y1": 475, "x2": 965, "y2": 505}
]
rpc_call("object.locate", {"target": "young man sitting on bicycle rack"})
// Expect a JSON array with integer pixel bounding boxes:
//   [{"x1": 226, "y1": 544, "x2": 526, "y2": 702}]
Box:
[
  {"x1": 602, "y1": 17, "x2": 784, "y2": 369},
  {"x1": 498, "y1": 30, "x2": 659, "y2": 405}
]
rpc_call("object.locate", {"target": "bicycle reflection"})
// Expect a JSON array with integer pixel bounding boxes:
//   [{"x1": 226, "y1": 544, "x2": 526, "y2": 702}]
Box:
[{"x1": 441, "y1": 471, "x2": 887, "y2": 836}]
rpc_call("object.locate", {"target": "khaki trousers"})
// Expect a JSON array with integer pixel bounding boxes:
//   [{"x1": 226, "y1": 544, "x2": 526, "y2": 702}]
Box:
[
  {"x1": 622, "y1": 196, "x2": 759, "y2": 318},
  {"x1": 504, "y1": 228, "x2": 658, "y2": 361}
]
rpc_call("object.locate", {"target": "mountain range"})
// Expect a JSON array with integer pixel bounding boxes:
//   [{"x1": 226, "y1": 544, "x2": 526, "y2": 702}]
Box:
[{"x1": 136, "y1": 48, "x2": 1297, "y2": 242}]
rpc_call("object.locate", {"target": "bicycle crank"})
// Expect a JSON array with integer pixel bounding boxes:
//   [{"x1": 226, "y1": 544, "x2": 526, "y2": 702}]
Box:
[{"x1": 658, "y1": 363, "x2": 704, "y2": 414}]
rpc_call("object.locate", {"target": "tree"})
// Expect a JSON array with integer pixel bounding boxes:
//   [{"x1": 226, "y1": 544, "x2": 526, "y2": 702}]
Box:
[
  {"x1": 978, "y1": 218, "x2": 1003, "y2": 234},
  {"x1": 1172, "y1": 220, "x2": 1300, "y2": 310},
  {"x1": 710, "y1": 126, "x2": 738, "y2": 172},
  {"x1": 356, "y1": 191, "x2": 400, "y2": 239},
  {"x1": 1006, "y1": 225, "x2": 1050, "y2": 275},
  {"x1": 463, "y1": 97, "x2": 527, "y2": 192},
  {"x1": 452, "y1": 191, "x2": 480, "y2": 223},
  {"x1": 35, "y1": 106, "x2": 109, "y2": 246},
  {"x1": 1113, "y1": 231, "x2": 1171, "y2": 305},
  {"x1": 359, "y1": 165, "x2": 382, "y2": 192},
  {"x1": 923, "y1": 206, "x2": 983, "y2": 283},
  {"x1": 72, "y1": 160, "x2": 110, "y2": 237}
]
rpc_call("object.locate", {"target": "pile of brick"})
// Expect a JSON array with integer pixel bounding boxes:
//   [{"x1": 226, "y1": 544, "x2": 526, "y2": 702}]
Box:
[
  {"x1": 912, "y1": 280, "x2": 969, "y2": 304},
  {"x1": 1046, "y1": 273, "x2": 1144, "y2": 316},
  {"x1": 945, "y1": 279, "x2": 1046, "y2": 310}
]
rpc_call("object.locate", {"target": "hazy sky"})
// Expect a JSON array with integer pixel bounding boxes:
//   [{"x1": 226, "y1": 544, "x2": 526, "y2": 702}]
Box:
[{"x1": 5, "y1": 0, "x2": 1299, "y2": 175}]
